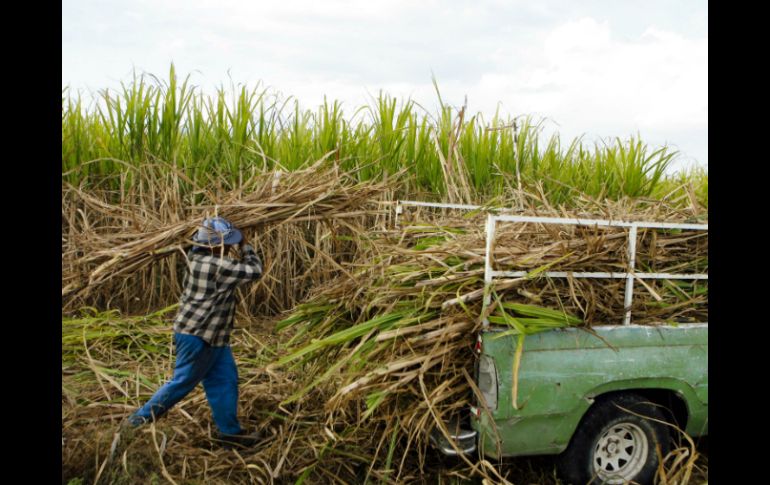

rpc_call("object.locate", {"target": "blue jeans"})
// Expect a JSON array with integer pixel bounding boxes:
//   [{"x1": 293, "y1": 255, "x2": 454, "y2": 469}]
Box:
[{"x1": 129, "y1": 333, "x2": 242, "y2": 435}]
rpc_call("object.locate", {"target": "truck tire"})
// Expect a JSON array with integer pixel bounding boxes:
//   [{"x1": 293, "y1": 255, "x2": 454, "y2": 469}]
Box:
[{"x1": 556, "y1": 393, "x2": 671, "y2": 485}]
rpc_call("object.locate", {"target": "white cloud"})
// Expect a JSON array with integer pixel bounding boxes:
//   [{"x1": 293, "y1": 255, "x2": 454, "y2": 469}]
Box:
[
  {"x1": 448, "y1": 17, "x2": 707, "y2": 169},
  {"x1": 546, "y1": 17, "x2": 611, "y2": 54}
]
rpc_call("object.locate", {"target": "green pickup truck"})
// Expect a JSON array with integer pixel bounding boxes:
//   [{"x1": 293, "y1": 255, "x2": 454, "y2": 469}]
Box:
[
  {"x1": 431, "y1": 323, "x2": 708, "y2": 485},
  {"x1": 396, "y1": 202, "x2": 708, "y2": 484}
]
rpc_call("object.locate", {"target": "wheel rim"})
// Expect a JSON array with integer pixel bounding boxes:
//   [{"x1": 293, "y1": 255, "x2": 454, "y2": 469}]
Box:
[{"x1": 592, "y1": 422, "x2": 649, "y2": 484}]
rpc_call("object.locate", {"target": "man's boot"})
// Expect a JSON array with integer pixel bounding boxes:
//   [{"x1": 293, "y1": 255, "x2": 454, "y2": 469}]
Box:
[{"x1": 215, "y1": 429, "x2": 263, "y2": 449}]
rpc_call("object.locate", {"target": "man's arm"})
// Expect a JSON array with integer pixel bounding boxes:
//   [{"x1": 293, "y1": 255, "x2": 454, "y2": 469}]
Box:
[{"x1": 217, "y1": 244, "x2": 263, "y2": 286}]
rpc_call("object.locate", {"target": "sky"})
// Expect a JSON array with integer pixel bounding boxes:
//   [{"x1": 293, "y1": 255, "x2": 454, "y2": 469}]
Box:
[{"x1": 62, "y1": 0, "x2": 708, "y2": 172}]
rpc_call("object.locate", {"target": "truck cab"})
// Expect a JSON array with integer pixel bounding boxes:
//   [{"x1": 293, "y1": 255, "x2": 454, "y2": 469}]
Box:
[{"x1": 459, "y1": 323, "x2": 707, "y2": 484}]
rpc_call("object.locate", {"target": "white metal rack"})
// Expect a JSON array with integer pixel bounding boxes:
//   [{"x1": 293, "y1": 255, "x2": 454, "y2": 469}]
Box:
[
  {"x1": 394, "y1": 200, "x2": 516, "y2": 228},
  {"x1": 395, "y1": 200, "x2": 708, "y2": 326}
]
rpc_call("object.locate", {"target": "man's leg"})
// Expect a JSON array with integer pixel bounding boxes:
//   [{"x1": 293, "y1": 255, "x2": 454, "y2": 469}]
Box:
[
  {"x1": 201, "y1": 346, "x2": 242, "y2": 435},
  {"x1": 130, "y1": 333, "x2": 216, "y2": 425}
]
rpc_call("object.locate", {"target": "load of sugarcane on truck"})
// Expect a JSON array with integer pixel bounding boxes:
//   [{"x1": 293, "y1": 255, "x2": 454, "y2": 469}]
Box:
[{"x1": 398, "y1": 201, "x2": 708, "y2": 485}]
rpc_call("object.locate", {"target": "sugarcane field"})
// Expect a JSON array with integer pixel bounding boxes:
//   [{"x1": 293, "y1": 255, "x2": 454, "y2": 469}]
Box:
[{"x1": 61, "y1": 66, "x2": 708, "y2": 485}]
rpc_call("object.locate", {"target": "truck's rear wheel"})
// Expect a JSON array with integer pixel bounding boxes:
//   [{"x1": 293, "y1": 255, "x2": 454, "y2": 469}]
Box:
[{"x1": 557, "y1": 393, "x2": 671, "y2": 485}]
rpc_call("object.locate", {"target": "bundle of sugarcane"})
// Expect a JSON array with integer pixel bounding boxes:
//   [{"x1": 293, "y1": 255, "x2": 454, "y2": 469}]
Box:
[
  {"x1": 272, "y1": 195, "x2": 707, "y2": 479},
  {"x1": 62, "y1": 162, "x2": 394, "y2": 313}
]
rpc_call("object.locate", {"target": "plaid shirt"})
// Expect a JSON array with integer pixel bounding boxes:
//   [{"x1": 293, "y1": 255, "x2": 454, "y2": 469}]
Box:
[{"x1": 174, "y1": 244, "x2": 263, "y2": 346}]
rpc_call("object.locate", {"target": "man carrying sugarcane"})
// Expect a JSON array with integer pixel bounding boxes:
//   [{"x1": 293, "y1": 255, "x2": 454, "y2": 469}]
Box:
[{"x1": 123, "y1": 216, "x2": 264, "y2": 449}]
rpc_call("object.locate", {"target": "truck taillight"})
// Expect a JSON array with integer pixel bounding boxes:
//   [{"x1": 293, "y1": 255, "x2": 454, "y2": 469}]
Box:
[{"x1": 477, "y1": 354, "x2": 498, "y2": 412}]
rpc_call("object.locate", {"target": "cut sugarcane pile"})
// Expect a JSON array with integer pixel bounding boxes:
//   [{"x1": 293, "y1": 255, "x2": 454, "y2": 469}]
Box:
[
  {"x1": 62, "y1": 164, "x2": 706, "y2": 481},
  {"x1": 62, "y1": 163, "x2": 392, "y2": 313}
]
